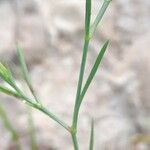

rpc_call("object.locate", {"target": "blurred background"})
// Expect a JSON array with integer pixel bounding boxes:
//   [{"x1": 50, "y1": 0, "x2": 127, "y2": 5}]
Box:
[{"x1": 0, "y1": 0, "x2": 150, "y2": 149}]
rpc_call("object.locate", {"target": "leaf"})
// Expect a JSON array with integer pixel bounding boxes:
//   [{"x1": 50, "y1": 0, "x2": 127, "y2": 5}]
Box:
[
  {"x1": 79, "y1": 41, "x2": 109, "y2": 106},
  {"x1": 17, "y1": 45, "x2": 39, "y2": 103},
  {"x1": 90, "y1": 0, "x2": 111, "y2": 37},
  {"x1": 0, "y1": 85, "x2": 21, "y2": 98},
  {"x1": 89, "y1": 119, "x2": 94, "y2": 150},
  {"x1": 85, "y1": 0, "x2": 92, "y2": 39},
  {"x1": 0, "y1": 63, "x2": 13, "y2": 84},
  {"x1": 0, "y1": 103, "x2": 21, "y2": 149},
  {"x1": 27, "y1": 108, "x2": 38, "y2": 150},
  {"x1": 17, "y1": 45, "x2": 31, "y2": 87}
]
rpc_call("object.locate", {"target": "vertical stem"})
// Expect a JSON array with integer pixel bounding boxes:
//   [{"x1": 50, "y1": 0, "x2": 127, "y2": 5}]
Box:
[
  {"x1": 71, "y1": 0, "x2": 91, "y2": 149},
  {"x1": 72, "y1": 0, "x2": 91, "y2": 130},
  {"x1": 71, "y1": 133, "x2": 79, "y2": 150},
  {"x1": 72, "y1": 39, "x2": 89, "y2": 129}
]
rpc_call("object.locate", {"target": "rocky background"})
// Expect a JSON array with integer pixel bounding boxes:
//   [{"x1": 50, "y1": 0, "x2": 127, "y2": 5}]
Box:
[{"x1": 0, "y1": 0, "x2": 150, "y2": 149}]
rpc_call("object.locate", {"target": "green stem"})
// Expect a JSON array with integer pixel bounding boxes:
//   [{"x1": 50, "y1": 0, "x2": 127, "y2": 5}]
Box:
[
  {"x1": 36, "y1": 104, "x2": 70, "y2": 132},
  {"x1": 72, "y1": 0, "x2": 91, "y2": 131},
  {"x1": 72, "y1": 39, "x2": 89, "y2": 128},
  {"x1": 4, "y1": 81, "x2": 70, "y2": 133},
  {"x1": 71, "y1": 133, "x2": 79, "y2": 150},
  {"x1": 5, "y1": 86, "x2": 70, "y2": 132}
]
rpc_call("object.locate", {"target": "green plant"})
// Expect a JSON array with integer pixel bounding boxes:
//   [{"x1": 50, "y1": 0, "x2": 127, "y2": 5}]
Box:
[
  {"x1": 0, "y1": 103, "x2": 21, "y2": 149},
  {"x1": 0, "y1": 0, "x2": 112, "y2": 149},
  {"x1": 0, "y1": 102, "x2": 37, "y2": 150}
]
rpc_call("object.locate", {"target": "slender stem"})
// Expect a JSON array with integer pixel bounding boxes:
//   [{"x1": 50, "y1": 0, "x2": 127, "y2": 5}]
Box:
[
  {"x1": 71, "y1": 1, "x2": 91, "y2": 149},
  {"x1": 72, "y1": 0, "x2": 91, "y2": 131},
  {"x1": 36, "y1": 104, "x2": 70, "y2": 132},
  {"x1": 11, "y1": 91, "x2": 70, "y2": 132},
  {"x1": 71, "y1": 133, "x2": 79, "y2": 150},
  {"x1": 6, "y1": 79, "x2": 70, "y2": 132},
  {"x1": 72, "y1": 40, "x2": 89, "y2": 128}
]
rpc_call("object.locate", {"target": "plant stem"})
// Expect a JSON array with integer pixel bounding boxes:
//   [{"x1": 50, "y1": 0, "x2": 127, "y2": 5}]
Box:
[
  {"x1": 71, "y1": 133, "x2": 79, "y2": 150},
  {"x1": 72, "y1": 0, "x2": 91, "y2": 131},
  {"x1": 71, "y1": 1, "x2": 111, "y2": 149},
  {"x1": 36, "y1": 104, "x2": 70, "y2": 132},
  {"x1": 11, "y1": 91, "x2": 70, "y2": 132},
  {"x1": 72, "y1": 39, "x2": 89, "y2": 128},
  {"x1": 71, "y1": 0, "x2": 91, "y2": 149}
]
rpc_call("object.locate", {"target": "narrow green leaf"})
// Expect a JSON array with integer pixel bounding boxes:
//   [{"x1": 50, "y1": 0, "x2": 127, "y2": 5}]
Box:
[
  {"x1": 0, "y1": 63, "x2": 13, "y2": 84},
  {"x1": 0, "y1": 104, "x2": 20, "y2": 146},
  {"x1": 17, "y1": 45, "x2": 39, "y2": 103},
  {"x1": 90, "y1": 0, "x2": 111, "y2": 37},
  {"x1": 0, "y1": 85, "x2": 21, "y2": 98},
  {"x1": 89, "y1": 119, "x2": 94, "y2": 150},
  {"x1": 85, "y1": 0, "x2": 92, "y2": 40},
  {"x1": 27, "y1": 108, "x2": 38, "y2": 150},
  {"x1": 80, "y1": 41, "x2": 109, "y2": 105},
  {"x1": 0, "y1": 63, "x2": 27, "y2": 99},
  {"x1": 17, "y1": 45, "x2": 31, "y2": 86}
]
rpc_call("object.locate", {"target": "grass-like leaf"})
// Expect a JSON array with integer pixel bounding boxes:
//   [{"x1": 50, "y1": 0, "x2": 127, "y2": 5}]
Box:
[
  {"x1": 89, "y1": 119, "x2": 94, "y2": 150},
  {"x1": 0, "y1": 104, "x2": 21, "y2": 148},
  {"x1": 79, "y1": 41, "x2": 109, "y2": 105},
  {"x1": 0, "y1": 63, "x2": 13, "y2": 85},
  {"x1": 0, "y1": 85, "x2": 21, "y2": 98},
  {"x1": 17, "y1": 45, "x2": 31, "y2": 87},
  {"x1": 27, "y1": 109, "x2": 38, "y2": 150},
  {"x1": 17, "y1": 45, "x2": 39, "y2": 103},
  {"x1": 90, "y1": 0, "x2": 111, "y2": 37},
  {"x1": 0, "y1": 63, "x2": 21, "y2": 93}
]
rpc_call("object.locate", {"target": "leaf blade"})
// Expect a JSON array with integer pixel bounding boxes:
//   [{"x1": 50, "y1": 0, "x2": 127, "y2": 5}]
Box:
[
  {"x1": 80, "y1": 41, "x2": 109, "y2": 105},
  {"x1": 89, "y1": 119, "x2": 94, "y2": 150},
  {"x1": 0, "y1": 85, "x2": 21, "y2": 98},
  {"x1": 17, "y1": 45, "x2": 31, "y2": 87},
  {"x1": 17, "y1": 45, "x2": 40, "y2": 103},
  {"x1": 90, "y1": 0, "x2": 111, "y2": 37}
]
